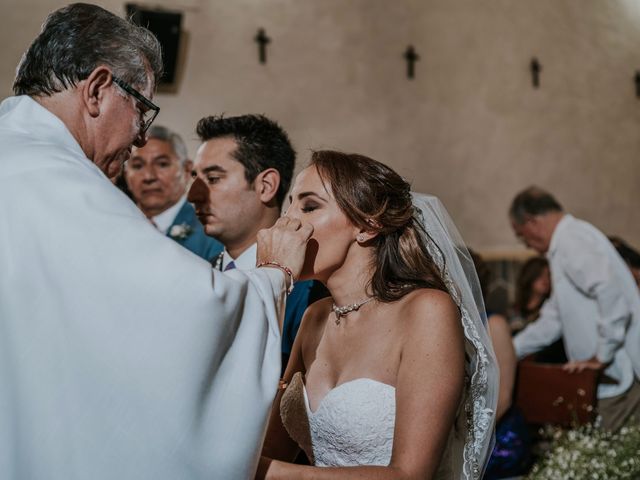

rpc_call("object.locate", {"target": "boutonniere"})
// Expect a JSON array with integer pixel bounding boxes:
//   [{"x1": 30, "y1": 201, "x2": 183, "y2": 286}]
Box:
[{"x1": 169, "y1": 223, "x2": 193, "y2": 240}]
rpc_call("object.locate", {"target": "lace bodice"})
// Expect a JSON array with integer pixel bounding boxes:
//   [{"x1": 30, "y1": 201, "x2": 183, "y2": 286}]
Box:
[{"x1": 280, "y1": 372, "x2": 395, "y2": 466}]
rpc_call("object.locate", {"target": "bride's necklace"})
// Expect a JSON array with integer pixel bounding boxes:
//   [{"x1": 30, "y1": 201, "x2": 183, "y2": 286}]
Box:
[{"x1": 331, "y1": 297, "x2": 374, "y2": 325}]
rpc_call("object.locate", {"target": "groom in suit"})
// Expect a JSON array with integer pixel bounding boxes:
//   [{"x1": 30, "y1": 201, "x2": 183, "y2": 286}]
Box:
[
  {"x1": 125, "y1": 125, "x2": 223, "y2": 261},
  {"x1": 188, "y1": 114, "x2": 328, "y2": 371}
]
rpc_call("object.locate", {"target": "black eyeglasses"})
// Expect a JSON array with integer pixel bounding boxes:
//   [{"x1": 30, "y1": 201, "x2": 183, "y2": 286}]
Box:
[{"x1": 112, "y1": 75, "x2": 160, "y2": 134}]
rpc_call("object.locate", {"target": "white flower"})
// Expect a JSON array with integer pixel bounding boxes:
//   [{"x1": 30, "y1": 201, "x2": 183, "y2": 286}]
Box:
[
  {"x1": 526, "y1": 422, "x2": 640, "y2": 480},
  {"x1": 169, "y1": 223, "x2": 193, "y2": 240}
]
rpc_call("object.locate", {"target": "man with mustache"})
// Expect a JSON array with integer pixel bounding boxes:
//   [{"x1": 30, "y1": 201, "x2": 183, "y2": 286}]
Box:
[{"x1": 125, "y1": 125, "x2": 222, "y2": 260}]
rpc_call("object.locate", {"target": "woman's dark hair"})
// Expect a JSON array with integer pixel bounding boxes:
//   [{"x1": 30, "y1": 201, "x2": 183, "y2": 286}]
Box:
[
  {"x1": 310, "y1": 150, "x2": 448, "y2": 302},
  {"x1": 514, "y1": 256, "x2": 549, "y2": 316}
]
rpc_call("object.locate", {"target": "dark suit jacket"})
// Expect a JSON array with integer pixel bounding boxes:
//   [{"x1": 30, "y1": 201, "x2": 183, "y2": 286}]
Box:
[
  {"x1": 167, "y1": 201, "x2": 223, "y2": 262},
  {"x1": 281, "y1": 280, "x2": 329, "y2": 373}
]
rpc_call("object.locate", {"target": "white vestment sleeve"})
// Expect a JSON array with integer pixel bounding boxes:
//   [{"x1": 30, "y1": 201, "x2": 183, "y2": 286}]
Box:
[
  {"x1": 0, "y1": 96, "x2": 289, "y2": 480},
  {"x1": 513, "y1": 294, "x2": 563, "y2": 359}
]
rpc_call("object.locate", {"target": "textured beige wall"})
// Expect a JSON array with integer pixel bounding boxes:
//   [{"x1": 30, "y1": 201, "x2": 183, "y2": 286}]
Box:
[{"x1": 2, "y1": 0, "x2": 639, "y2": 252}]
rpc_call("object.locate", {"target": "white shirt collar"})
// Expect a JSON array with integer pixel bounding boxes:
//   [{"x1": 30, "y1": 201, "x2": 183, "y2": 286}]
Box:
[
  {"x1": 222, "y1": 243, "x2": 257, "y2": 271},
  {"x1": 152, "y1": 196, "x2": 187, "y2": 234},
  {"x1": 547, "y1": 213, "x2": 571, "y2": 258}
]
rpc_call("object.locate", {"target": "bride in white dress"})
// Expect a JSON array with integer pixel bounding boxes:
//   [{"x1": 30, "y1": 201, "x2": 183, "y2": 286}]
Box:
[{"x1": 257, "y1": 151, "x2": 497, "y2": 479}]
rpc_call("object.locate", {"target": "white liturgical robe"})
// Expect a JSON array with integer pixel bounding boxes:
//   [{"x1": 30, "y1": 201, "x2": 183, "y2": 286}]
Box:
[{"x1": 0, "y1": 96, "x2": 285, "y2": 479}]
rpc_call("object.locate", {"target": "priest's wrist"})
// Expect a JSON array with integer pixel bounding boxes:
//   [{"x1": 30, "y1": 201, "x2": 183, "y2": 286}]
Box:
[
  {"x1": 592, "y1": 355, "x2": 612, "y2": 370},
  {"x1": 257, "y1": 260, "x2": 295, "y2": 294}
]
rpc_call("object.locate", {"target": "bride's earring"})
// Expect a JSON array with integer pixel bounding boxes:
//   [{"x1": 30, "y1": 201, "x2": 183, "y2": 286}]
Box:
[{"x1": 356, "y1": 234, "x2": 365, "y2": 243}]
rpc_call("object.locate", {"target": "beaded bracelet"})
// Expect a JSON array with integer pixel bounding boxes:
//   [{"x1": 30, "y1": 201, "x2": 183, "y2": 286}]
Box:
[{"x1": 256, "y1": 260, "x2": 295, "y2": 295}]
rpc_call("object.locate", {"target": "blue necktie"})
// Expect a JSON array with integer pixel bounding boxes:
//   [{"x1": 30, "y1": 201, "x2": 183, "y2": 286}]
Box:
[{"x1": 224, "y1": 261, "x2": 236, "y2": 272}]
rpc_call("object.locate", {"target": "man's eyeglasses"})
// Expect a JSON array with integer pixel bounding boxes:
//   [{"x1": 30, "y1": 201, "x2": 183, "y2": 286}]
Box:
[{"x1": 112, "y1": 75, "x2": 160, "y2": 134}]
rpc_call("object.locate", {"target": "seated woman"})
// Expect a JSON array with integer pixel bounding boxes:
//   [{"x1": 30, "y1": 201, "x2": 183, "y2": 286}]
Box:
[
  {"x1": 510, "y1": 256, "x2": 550, "y2": 332},
  {"x1": 257, "y1": 151, "x2": 497, "y2": 480},
  {"x1": 512, "y1": 256, "x2": 565, "y2": 363},
  {"x1": 470, "y1": 251, "x2": 531, "y2": 479}
]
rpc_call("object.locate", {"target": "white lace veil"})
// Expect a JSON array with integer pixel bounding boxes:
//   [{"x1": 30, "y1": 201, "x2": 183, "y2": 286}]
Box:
[{"x1": 411, "y1": 193, "x2": 498, "y2": 480}]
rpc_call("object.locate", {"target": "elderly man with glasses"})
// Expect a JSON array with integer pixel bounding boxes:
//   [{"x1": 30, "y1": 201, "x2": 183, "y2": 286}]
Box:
[{"x1": 0, "y1": 4, "x2": 312, "y2": 480}]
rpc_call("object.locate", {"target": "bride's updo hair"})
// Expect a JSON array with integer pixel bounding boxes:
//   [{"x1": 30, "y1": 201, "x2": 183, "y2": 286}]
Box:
[{"x1": 310, "y1": 150, "x2": 448, "y2": 302}]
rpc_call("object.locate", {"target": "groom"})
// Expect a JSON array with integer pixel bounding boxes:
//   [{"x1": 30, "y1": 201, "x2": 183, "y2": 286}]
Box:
[
  {"x1": 0, "y1": 4, "x2": 311, "y2": 479},
  {"x1": 188, "y1": 113, "x2": 328, "y2": 371}
]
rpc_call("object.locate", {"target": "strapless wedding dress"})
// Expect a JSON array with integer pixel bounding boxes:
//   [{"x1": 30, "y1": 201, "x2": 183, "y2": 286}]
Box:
[
  {"x1": 280, "y1": 371, "x2": 454, "y2": 476},
  {"x1": 281, "y1": 371, "x2": 395, "y2": 466}
]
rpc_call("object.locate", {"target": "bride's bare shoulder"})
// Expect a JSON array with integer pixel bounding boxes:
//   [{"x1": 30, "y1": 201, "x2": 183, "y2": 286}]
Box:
[
  {"x1": 399, "y1": 288, "x2": 461, "y2": 333},
  {"x1": 304, "y1": 296, "x2": 333, "y2": 322},
  {"x1": 294, "y1": 297, "x2": 332, "y2": 361},
  {"x1": 402, "y1": 287, "x2": 457, "y2": 310},
  {"x1": 297, "y1": 297, "x2": 332, "y2": 337}
]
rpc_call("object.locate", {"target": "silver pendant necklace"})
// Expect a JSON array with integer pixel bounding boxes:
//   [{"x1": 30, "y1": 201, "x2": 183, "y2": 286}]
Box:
[{"x1": 332, "y1": 297, "x2": 374, "y2": 325}]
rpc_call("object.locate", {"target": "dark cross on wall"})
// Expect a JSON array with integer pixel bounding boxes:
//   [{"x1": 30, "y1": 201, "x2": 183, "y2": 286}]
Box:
[
  {"x1": 634, "y1": 71, "x2": 640, "y2": 98},
  {"x1": 530, "y1": 57, "x2": 542, "y2": 88},
  {"x1": 254, "y1": 28, "x2": 271, "y2": 64},
  {"x1": 404, "y1": 46, "x2": 419, "y2": 79}
]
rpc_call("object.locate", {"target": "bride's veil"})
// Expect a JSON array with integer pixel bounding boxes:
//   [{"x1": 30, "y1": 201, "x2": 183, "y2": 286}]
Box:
[{"x1": 411, "y1": 193, "x2": 498, "y2": 480}]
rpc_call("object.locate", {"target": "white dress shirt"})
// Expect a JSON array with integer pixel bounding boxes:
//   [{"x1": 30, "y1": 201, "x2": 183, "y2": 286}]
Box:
[
  {"x1": 514, "y1": 214, "x2": 640, "y2": 398},
  {"x1": 221, "y1": 243, "x2": 258, "y2": 271},
  {"x1": 152, "y1": 195, "x2": 186, "y2": 234}
]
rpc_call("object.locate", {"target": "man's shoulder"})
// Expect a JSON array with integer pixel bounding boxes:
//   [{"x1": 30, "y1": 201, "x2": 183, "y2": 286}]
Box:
[
  {"x1": 172, "y1": 200, "x2": 196, "y2": 223},
  {"x1": 0, "y1": 96, "x2": 86, "y2": 173},
  {"x1": 0, "y1": 130, "x2": 81, "y2": 176},
  {"x1": 553, "y1": 215, "x2": 607, "y2": 253},
  {"x1": 170, "y1": 202, "x2": 204, "y2": 234},
  {"x1": 169, "y1": 202, "x2": 223, "y2": 261}
]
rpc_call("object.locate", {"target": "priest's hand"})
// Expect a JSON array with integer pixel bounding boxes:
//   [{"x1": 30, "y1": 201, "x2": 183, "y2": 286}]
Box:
[{"x1": 256, "y1": 216, "x2": 314, "y2": 284}]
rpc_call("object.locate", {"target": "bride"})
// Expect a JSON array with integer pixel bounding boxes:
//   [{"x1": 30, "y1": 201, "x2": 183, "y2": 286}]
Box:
[{"x1": 257, "y1": 150, "x2": 497, "y2": 479}]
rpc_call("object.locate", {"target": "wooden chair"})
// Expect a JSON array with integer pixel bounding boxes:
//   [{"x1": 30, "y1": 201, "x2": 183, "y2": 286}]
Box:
[{"x1": 514, "y1": 356, "x2": 599, "y2": 427}]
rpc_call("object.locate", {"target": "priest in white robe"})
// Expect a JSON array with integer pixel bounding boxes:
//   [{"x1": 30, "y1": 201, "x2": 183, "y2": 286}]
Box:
[{"x1": 0, "y1": 4, "x2": 312, "y2": 479}]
